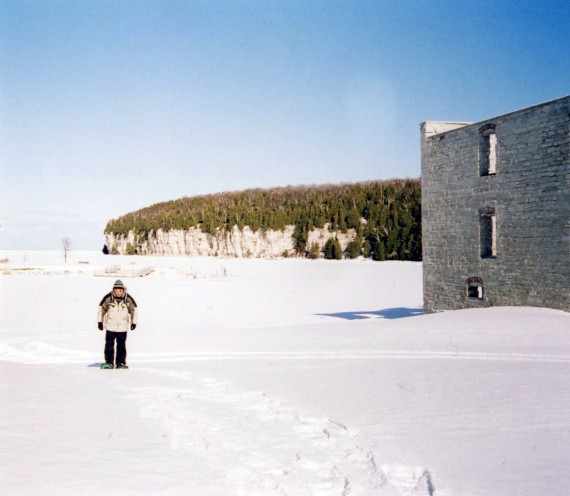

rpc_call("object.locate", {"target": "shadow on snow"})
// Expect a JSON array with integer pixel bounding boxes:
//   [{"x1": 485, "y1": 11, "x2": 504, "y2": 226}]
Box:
[{"x1": 317, "y1": 307, "x2": 424, "y2": 321}]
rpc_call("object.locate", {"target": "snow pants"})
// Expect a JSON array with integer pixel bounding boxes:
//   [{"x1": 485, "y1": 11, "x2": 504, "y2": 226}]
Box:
[{"x1": 104, "y1": 331, "x2": 127, "y2": 365}]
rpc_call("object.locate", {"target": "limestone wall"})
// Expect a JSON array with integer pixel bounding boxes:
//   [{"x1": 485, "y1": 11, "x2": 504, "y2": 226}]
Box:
[
  {"x1": 421, "y1": 95, "x2": 570, "y2": 313},
  {"x1": 105, "y1": 225, "x2": 357, "y2": 259}
]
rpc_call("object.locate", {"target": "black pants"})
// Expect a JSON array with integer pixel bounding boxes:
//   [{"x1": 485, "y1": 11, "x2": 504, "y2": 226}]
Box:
[{"x1": 104, "y1": 331, "x2": 127, "y2": 365}]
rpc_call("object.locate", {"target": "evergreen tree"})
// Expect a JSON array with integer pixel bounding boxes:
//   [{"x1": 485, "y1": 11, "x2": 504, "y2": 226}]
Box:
[
  {"x1": 347, "y1": 206, "x2": 361, "y2": 229},
  {"x1": 324, "y1": 238, "x2": 342, "y2": 260},
  {"x1": 346, "y1": 238, "x2": 363, "y2": 259},
  {"x1": 293, "y1": 222, "x2": 308, "y2": 255}
]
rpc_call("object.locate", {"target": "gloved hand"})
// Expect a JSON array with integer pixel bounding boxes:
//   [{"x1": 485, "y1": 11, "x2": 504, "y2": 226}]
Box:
[
  {"x1": 98, "y1": 322, "x2": 104, "y2": 331},
  {"x1": 131, "y1": 324, "x2": 137, "y2": 331}
]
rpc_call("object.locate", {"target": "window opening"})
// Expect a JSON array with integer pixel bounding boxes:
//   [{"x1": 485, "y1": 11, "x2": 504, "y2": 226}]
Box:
[
  {"x1": 479, "y1": 124, "x2": 497, "y2": 176},
  {"x1": 480, "y1": 207, "x2": 497, "y2": 258},
  {"x1": 467, "y1": 277, "x2": 484, "y2": 300}
]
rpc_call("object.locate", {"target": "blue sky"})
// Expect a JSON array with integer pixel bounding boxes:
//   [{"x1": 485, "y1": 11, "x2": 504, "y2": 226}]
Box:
[{"x1": 1, "y1": 0, "x2": 568, "y2": 250}]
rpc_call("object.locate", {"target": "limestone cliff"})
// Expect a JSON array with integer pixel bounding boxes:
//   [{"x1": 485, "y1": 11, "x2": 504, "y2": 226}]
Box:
[{"x1": 105, "y1": 225, "x2": 356, "y2": 258}]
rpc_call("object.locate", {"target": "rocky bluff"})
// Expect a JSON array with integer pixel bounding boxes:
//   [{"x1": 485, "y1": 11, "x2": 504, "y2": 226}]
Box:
[{"x1": 105, "y1": 225, "x2": 357, "y2": 258}]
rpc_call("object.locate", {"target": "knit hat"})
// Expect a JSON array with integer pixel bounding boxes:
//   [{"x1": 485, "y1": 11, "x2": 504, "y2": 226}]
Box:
[{"x1": 113, "y1": 280, "x2": 125, "y2": 290}]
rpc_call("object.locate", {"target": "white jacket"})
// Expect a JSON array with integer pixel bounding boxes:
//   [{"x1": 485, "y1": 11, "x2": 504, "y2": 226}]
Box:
[{"x1": 98, "y1": 292, "x2": 138, "y2": 333}]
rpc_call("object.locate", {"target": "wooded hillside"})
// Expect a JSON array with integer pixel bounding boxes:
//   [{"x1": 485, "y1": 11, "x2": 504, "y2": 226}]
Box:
[{"x1": 105, "y1": 179, "x2": 422, "y2": 261}]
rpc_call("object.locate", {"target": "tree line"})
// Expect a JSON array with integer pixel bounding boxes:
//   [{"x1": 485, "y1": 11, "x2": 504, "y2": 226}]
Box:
[{"x1": 105, "y1": 179, "x2": 422, "y2": 261}]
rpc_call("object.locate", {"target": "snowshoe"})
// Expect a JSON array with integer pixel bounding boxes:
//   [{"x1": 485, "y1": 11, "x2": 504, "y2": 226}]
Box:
[
  {"x1": 116, "y1": 363, "x2": 129, "y2": 369},
  {"x1": 101, "y1": 362, "x2": 114, "y2": 369}
]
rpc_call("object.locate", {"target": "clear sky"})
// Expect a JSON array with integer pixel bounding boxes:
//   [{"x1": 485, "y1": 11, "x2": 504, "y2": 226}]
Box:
[{"x1": 1, "y1": 0, "x2": 568, "y2": 250}]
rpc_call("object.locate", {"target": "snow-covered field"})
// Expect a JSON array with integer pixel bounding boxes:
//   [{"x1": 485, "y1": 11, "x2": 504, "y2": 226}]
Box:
[{"x1": 1, "y1": 251, "x2": 569, "y2": 496}]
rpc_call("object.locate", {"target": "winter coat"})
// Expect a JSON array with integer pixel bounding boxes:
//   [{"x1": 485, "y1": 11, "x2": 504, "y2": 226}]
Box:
[{"x1": 98, "y1": 292, "x2": 138, "y2": 333}]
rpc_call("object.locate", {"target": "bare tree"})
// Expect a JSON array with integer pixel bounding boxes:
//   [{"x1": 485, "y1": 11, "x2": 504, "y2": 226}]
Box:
[{"x1": 62, "y1": 237, "x2": 72, "y2": 263}]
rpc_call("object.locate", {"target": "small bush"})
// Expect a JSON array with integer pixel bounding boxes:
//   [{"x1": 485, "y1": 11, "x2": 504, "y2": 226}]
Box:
[
  {"x1": 308, "y1": 242, "x2": 320, "y2": 259},
  {"x1": 126, "y1": 243, "x2": 137, "y2": 255}
]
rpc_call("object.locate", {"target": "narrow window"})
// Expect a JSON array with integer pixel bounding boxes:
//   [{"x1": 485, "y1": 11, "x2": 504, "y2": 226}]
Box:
[
  {"x1": 479, "y1": 124, "x2": 497, "y2": 176},
  {"x1": 467, "y1": 277, "x2": 484, "y2": 300},
  {"x1": 480, "y1": 207, "x2": 497, "y2": 258}
]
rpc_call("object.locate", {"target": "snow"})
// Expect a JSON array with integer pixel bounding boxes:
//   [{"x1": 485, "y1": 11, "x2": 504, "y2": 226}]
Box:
[{"x1": 1, "y1": 251, "x2": 569, "y2": 496}]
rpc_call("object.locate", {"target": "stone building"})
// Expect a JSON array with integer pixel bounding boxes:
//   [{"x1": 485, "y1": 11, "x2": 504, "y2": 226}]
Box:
[{"x1": 421, "y1": 95, "x2": 569, "y2": 313}]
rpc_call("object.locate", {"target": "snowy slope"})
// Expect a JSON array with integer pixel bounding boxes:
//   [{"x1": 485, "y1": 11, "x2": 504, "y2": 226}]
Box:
[{"x1": 1, "y1": 251, "x2": 569, "y2": 495}]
